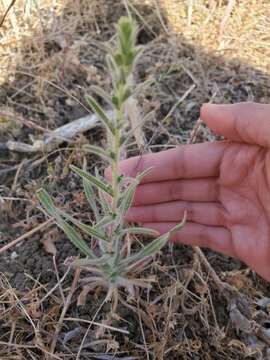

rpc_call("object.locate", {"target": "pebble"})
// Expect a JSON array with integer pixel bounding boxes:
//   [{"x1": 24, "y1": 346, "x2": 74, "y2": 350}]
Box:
[{"x1": 10, "y1": 251, "x2": 18, "y2": 260}]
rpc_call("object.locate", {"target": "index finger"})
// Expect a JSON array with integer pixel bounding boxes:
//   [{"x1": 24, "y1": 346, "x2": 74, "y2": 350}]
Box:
[
  {"x1": 117, "y1": 142, "x2": 227, "y2": 183},
  {"x1": 201, "y1": 102, "x2": 270, "y2": 148}
]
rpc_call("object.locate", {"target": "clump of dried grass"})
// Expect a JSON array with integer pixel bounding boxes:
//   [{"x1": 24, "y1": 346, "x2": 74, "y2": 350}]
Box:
[{"x1": 159, "y1": 0, "x2": 270, "y2": 74}]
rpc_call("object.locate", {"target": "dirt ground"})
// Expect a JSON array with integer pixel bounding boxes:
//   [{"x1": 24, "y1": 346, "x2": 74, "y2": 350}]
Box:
[{"x1": 1, "y1": 0, "x2": 270, "y2": 359}]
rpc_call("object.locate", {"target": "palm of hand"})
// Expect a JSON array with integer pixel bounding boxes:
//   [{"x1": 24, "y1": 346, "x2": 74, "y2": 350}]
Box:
[
  {"x1": 122, "y1": 142, "x2": 270, "y2": 281},
  {"x1": 117, "y1": 103, "x2": 270, "y2": 281},
  {"x1": 218, "y1": 143, "x2": 270, "y2": 280}
]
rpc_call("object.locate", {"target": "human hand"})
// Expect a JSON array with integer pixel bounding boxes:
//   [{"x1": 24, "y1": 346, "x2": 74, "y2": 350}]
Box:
[{"x1": 117, "y1": 103, "x2": 270, "y2": 281}]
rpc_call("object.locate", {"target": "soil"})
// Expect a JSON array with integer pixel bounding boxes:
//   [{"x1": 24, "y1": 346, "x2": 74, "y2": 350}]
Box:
[{"x1": 1, "y1": 1, "x2": 270, "y2": 359}]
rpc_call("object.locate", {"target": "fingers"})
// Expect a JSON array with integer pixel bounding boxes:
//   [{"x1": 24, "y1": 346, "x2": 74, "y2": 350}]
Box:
[
  {"x1": 201, "y1": 102, "x2": 270, "y2": 148},
  {"x1": 114, "y1": 142, "x2": 227, "y2": 183},
  {"x1": 143, "y1": 222, "x2": 234, "y2": 257},
  {"x1": 133, "y1": 178, "x2": 218, "y2": 205},
  {"x1": 127, "y1": 201, "x2": 226, "y2": 227}
]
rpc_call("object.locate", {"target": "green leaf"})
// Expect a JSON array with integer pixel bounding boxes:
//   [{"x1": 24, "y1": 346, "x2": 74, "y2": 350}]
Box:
[
  {"x1": 105, "y1": 54, "x2": 119, "y2": 88},
  {"x1": 92, "y1": 166, "x2": 111, "y2": 216},
  {"x1": 118, "y1": 20, "x2": 135, "y2": 55},
  {"x1": 97, "y1": 188, "x2": 111, "y2": 215},
  {"x1": 138, "y1": 213, "x2": 187, "y2": 260},
  {"x1": 136, "y1": 167, "x2": 153, "y2": 182},
  {"x1": 36, "y1": 188, "x2": 56, "y2": 215},
  {"x1": 57, "y1": 219, "x2": 95, "y2": 258},
  {"x1": 82, "y1": 159, "x2": 100, "y2": 221},
  {"x1": 120, "y1": 232, "x2": 169, "y2": 268},
  {"x1": 120, "y1": 227, "x2": 159, "y2": 237},
  {"x1": 118, "y1": 180, "x2": 137, "y2": 219},
  {"x1": 83, "y1": 177, "x2": 99, "y2": 220},
  {"x1": 120, "y1": 213, "x2": 186, "y2": 268},
  {"x1": 59, "y1": 210, "x2": 109, "y2": 244},
  {"x1": 95, "y1": 166, "x2": 111, "y2": 202},
  {"x1": 170, "y1": 211, "x2": 187, "y2": 233},
  {"x1": 71, "y1": 254, "x2": 111, "y2": 268},
  {"x1": 90, "y1": 85, "x2": 113, "y2": 107},
  {"x1": 85, "y1": 95, "x2": 114, "y2": 134},
  {"x1": 118, "y1": 167, "x2": 152, "y2": 219},
  {"x1": 70, "y1": 165, "x2": 113, "y2": 196},
  {"x1": 83, "y1": 144, "x2": 111, "y2": 162},
  {"x1": 118, "y1": 17, "x2": 134, "y2": 41},
  {"x1": 111, "y1": 94, "x2": 120, "y2": 109},
  {"x1": 94, "y1": 215, "x2": 113, "y2": 230},
  {"x1": 119, "y1": 84, "x2": 132, "y2": 103},
  {"x1": 124, "y1": 51, "x2": 136, "y2": 67},
  {"x1": 37, "y1": 189, "x2": 95, "y2": 257},
  {"x1": 113, "y1": 52, "x2": 124, "y2": 66}
]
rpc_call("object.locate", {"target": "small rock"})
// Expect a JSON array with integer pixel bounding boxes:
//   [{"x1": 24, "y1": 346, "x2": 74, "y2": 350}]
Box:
[{"x1": 10, "y1": 251, "x2": 18, "y2": 260}]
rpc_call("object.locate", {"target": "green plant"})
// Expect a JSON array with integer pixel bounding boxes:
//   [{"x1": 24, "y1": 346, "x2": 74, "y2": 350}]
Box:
[{"x1": 37, "y1": 17, "x2": 185, "y2": 297}]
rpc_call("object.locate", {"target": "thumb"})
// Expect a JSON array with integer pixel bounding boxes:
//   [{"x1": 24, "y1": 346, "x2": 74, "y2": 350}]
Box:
[{"x1": 200, "y1": 102, "x2": 270, "y2": 148}]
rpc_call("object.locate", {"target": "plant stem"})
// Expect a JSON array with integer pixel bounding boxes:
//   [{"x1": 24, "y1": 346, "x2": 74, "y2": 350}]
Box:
[
  {"x1": 111, "y1": 127, "x2": 120, "y2": 216},
  {"x1": 111, "y1": 109, "x2": 125, "y2": 271}
]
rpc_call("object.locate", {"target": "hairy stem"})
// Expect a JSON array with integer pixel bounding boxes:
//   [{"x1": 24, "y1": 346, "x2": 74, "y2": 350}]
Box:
[
  {"x1": 111, "y1": 109, "x2": 125, "y2": 270},
  {"x1": 111, "y1": 127, "x2": 121, "y2": 216}
]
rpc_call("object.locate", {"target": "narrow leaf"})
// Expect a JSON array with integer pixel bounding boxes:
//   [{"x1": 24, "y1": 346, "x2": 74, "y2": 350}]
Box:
[
  {"x1": 136, "y1": 167, "x2": 153, "y2": 182},
  {"x1": 83, "y1": 159, "x2": 100, "y2": 221},
  {"x1": 121, "y1": 213, "x2": 187, "y2": 267},
  {"x1": 36, "y1": 188, "x2": 56, "y2": 215},
  {"x1": 72, "y1": 254, "x2": 111, "y2": 268},
  {"x1": 85, "y1": 95, "x2": 114, "y2": 133},
  {"x1": 58, "y1": 219, "x2": 95, "y2": 257},
  {"x1": 37, "y1": 189, "x2": 95, "y2": 257},
  {"x1": 120, "y1": 227, "x2": 159, "y2": 237},
  {"x1": 170, "y1": 211, "x2": 187, "y2": 233},
  {"x1": 105, "y1": 54, "x2": 118, "y2": 88},
  {"x1": 83, "y1": 144, "x2": 111, "y2": 161},
  {"x1": 118, "y1": 180, "x2": 137, "y2": 219},
  {"x1": 94, "y1": 215, "x2": 113, "y2": 230},
  {"x1": 83, "y1": 178, "x2": 100, "y2": 220},
  {"x1": 117, "y1": 167, "x2": 153, "y2": 220},
  {"x1": 90, "y1": 85, "x2": 113, "y2": 107},
  {"x1": 70, "y1": 165, "x2": 113, "y2": 196},
  {"x1": 135, "y1": 213, "x2": 187, "y2": 260},
  {"x1": 120, "y1": 232, "x2": 169, "y2": 268},
  {"x1": 59, "y1": 210, "x2": 109, "y2": 244},
  {"x1": 92, "y1": 166, "x2": 111, "y2": 215},
  {"x1": 97, "y1": 187, "x2": 111, "y2": 215}
]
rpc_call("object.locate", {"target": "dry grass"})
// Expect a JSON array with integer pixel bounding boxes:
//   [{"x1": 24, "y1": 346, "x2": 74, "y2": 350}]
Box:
[
  {"x1": 1, "y1": 0, "x2": 270, "y2": 359},
  {"x1": 160, "y1": 0, "x2": 270, "y2": 73}
]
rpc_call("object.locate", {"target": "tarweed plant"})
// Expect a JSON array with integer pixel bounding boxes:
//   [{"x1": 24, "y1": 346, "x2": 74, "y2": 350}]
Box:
[{"x1": 37, "y1": 17, "x2": 185, "y2": 298}]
